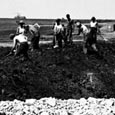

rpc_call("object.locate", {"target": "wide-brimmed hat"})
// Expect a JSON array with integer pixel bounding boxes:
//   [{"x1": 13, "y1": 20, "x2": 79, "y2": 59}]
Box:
[
  {"x1": 76, "y1": 22, "x2": 81, "y2": 27},
  {"x1": 19, "y1": 20, "x2": 25, "y2": 24}
]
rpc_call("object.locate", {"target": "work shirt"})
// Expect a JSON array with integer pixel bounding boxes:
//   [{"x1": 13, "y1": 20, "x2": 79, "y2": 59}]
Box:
[
  {"x1": 77, "y1": 24, "x2": 89, "y2": 41},
  {"x1": 16, "y1": 26, "x2": 25, "y2": 35},
  {"x1": 13, "y1": 34, "x2": 28, "y2": 48},
  {"x1": 77, "y1": 24, "x2": 89, "y2": 35},
  {"x1": 54, "y1": 24, "x2": 63, "y2": 34},
  {"x1": 81, "y1": 24, "x2": 89, "y2": 35},
  {"x1": 29, "y1": 23, "x2": 40, "y2": 37},
  {"x1": 90, "y1": 21, "x2": 97, "y2": 28}
]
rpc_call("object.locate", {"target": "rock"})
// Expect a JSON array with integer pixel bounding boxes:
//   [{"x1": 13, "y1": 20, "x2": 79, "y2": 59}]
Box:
[
  {"x1": 15, "y1": 111, "x2": 23, "y2": 115},
  {"x1": 105, "y1": 99, "x2": 114, "y2": 107},
  {"x1": 73, "y1": 111, "x2": 80, "y2": 115},
  {"x1": 79, "y1": 98, "x2": 87, "y2": 105},
  {"x1": 46, "y1": 97, "x2": 56, "y2": 107},
  {"x1": 40, "y1": 111, "x2": 49, "y2": 115},
  {"x1": 61, "y1": 109, "x2": 68, "y2": 115},
  {"x1": 25, "y1": 99, "x2": 36, "y2": 105},
  {"x1": 88, "y1": 97, "x2": 97, "y2": 104},
  {"x1": 54, "y1": 109, "x2": 68, "y2": 115}
]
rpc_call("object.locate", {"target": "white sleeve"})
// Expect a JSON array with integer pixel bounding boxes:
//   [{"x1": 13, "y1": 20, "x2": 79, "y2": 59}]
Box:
[
  {"x1": 16, "y1": 27, "x2": 19, "y2": 34},
  {"x1": 53, "y1": 26, "x2": 57, "y2": 34},
  {"x1": 61, "y1": 25, "x2": 64, "y2": 31}
]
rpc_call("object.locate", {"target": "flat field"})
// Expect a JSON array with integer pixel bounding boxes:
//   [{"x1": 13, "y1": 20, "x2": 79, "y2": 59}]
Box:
[
  {"x1": 0, "y1": 19, "x2": 115, "y2": 100},
  {"x1": 0, "y1": 18, "x2": 115, "y2": 43},
  {"x1": 0, "y1": 18, "x2": 57, "y2": 43}
]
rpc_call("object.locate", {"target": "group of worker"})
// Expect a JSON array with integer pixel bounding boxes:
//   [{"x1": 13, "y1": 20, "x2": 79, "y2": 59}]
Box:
[
  {"x1": 9, "y1": 20, "x2": 40, "y2": 60},
  {"x1": 53, "y1": 14, "x2": 74, "y2": 48},
  {"x1": 9, "y1": 14, "x2": 107, "y2": 60},
  {"x1": 53, "y1": 14, "x2": 107, "y2": 54}
]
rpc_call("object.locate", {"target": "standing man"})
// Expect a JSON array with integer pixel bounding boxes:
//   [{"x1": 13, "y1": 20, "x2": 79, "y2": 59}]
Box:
[
  {"x1": 89, "y1": 17, "x2": 99, "y2": 52},
  {"x1": 52, "y1": 21, "x2": 58, "y2": 48},
  {"x1": 66, "y1": 14, "x2": 74, "y2": 45},
  {"x1": 53, "y1": 19, "x2": 64, "y2": 48},
  {"x1": 16, "y1": 20, "x2": 26, "y2": 35}
]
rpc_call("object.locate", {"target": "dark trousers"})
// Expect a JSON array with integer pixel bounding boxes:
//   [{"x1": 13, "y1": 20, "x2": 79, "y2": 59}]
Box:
[
  {"x1": 31, "y1": 35, "x2": 40, "y2": 50},
  {"x1": 90, "y1": 27, "x2": 97, "y2": 44},
  {"x1": 15, "y1": 42, "x2": 29, "y2": 59},
  {"x1": 66, "y1": 29, "x2": 73, "y2": 44},
  {"x1": 53, "y1": 35, "x2": 56, "y2": 46},
  {"x1": 84, "y1": 32, "x2": 98, "y2": 53},
  {"x1": 56, "y1": 33, "x2": 63, "y2": 48},
  {"x1": 62, "y1": 31, "x2": 68, "y2": 46}
]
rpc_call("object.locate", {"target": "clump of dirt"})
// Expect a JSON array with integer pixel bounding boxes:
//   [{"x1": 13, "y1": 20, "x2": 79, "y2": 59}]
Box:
[{"x1": 0, "y1": 41, "x2": 115, "y2": 101}]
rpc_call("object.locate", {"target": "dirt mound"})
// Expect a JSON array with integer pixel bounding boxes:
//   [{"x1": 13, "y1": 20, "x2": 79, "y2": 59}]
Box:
[{"x1": 0, "y1": 41, "x2": 115, "y2": 101}]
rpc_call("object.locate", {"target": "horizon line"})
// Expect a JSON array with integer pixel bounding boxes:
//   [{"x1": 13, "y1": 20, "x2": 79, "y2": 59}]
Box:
[{"x1": 0, "y1": 17, "x2": 115, "y2": 20}]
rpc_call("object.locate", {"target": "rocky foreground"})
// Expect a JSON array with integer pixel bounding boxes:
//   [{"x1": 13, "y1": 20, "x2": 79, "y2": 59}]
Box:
[{"x1": 0, "y1": 97, "x2": 115, "y2": 115}]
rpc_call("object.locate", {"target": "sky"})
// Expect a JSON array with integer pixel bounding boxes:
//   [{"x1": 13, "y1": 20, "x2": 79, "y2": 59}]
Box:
[{"x1": 0, "y1": 0, "x2": 115, "y2": 19}]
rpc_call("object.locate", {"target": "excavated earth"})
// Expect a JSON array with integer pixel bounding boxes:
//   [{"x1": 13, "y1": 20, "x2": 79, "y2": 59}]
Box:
[{"x1": 0, "y1": 40, "x2": 115, "y2": 114}]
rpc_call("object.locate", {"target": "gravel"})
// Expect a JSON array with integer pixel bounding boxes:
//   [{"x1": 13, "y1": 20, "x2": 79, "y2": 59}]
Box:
[{"x1": 0, "y1": 97, "x2": 115, "y2": 115}]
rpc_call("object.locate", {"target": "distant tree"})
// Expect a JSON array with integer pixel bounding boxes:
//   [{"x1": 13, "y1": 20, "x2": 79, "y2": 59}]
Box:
[
  {"x1": 14, "y1": 13, "x2": 26, "y2": 20},
  {"x1": 14, "y1": 13, "x2": 27, "y2": 24}
]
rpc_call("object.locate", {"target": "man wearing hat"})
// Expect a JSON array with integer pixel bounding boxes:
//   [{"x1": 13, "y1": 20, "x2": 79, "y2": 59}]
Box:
[
  {"x1": 25, "y1": 23, "x2": 40, "y2": 50},
  {"x1": 16, "y1": 20, "x2": 25, "y2": 35},
  {"x1": 53, "y1": 19, "x2": 64, "y2": 48},
  {"x1": 76, "y1": 21, "x2": 90, "y2": 54},
  {"x1": 9, "y1": 33, "x2": 29, "y2": 60},
  {"x1": 76, "y1": 21, "x2": 107, "y2": 54}
]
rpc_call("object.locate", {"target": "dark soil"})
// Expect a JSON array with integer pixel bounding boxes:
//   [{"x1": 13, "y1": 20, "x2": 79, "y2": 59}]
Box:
[{"x1": 0, "y1": 41, "x2": 115, "y2": 101}]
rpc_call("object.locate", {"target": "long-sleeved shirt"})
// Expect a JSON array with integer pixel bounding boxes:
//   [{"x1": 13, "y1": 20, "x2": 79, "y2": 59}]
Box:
[
  {"x1": 16, "y1": 26, "x2": 25, "y2": 35},
  {"x1": 77, "y1": 24, "x2": 89, "y2": 36},
  {"x1": 29, "y1": 23, "x2": 40, "y2": 37},
  {"x1": 12, "y1": 34, "x2": 28, "y2": 49}
]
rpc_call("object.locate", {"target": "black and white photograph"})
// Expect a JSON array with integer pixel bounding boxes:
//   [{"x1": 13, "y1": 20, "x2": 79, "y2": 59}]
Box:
[{"x1": 0, "y1": 0, "x2": 115, "y2": 114}]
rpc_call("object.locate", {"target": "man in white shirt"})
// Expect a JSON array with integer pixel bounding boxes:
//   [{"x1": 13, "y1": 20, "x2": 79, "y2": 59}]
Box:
[
  {"x1": 89, "y1": 17, "x2": 101, "y2": 51},
  {"x1": 76, "y1": 21, "x2": 107, "y2": 54},
  {"x1": 16, "y1": 20, "x2": 25, "y2": 35},
  {"x1": 53, "y1": 19, "x2": 64, "y2": 48},
  {"x1": 76, "y1": 22, "x2": 89, "y2": 39},
  {"x1": 76, "y1": 21, "x2": 90, "y2": 54},
  {"x1": 10, "y1": 33, "x2": 29, "y2": 60}
]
